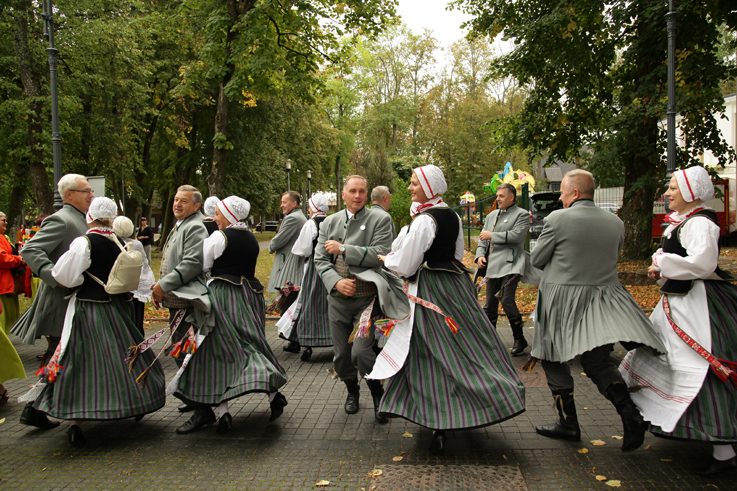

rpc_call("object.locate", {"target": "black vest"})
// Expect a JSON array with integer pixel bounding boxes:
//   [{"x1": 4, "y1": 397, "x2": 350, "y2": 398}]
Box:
[
  {"x1": 78, "y1": 233, "x2": 124, "y2": 301},
  {"x1": 660, "y1": 209, "x2": 728, "y2": 294},
  {"x1": 211, "y1": 228, "x2": 260, "y2": 280},
  {"x1": 311, "y1": 216, "x2": 326, "y2": 252},
  {"x1": 421, "y1": 207, "x2": 459, "y2": 266}
]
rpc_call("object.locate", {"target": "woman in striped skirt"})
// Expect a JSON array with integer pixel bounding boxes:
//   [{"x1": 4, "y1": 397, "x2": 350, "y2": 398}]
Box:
[
  {"x1": 372, "y1": 165, "x2": 525, "y2": 453},
  {"x1": 25, "y1": 197, "x2": 165, "y2": 447},
  {"x1": 620, "y1": 166, "x2": 737, "y2": 477},
  {"x1": 172, "y1": 196, "x2": 287, "y2": 434},
  {"x1": 277, "y1": 192, "x2": 332, "y2": 361}
]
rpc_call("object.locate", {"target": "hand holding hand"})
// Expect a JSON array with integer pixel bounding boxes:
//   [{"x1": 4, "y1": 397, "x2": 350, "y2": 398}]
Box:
[
  {"x1": 151, "y1": 282, "x2": 164, "y2": 307},
  {"x1": 335, "y1": 278, "x2": 357, "y2": 297}
]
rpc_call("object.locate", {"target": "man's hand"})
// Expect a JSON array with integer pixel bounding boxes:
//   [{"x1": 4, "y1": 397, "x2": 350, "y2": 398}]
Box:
[
  {"x1": 334, "y1": 278, "x2": 357, "y2": 297},
  {"x1": 476, "y1": 257, "x2": 487, "y2": 267},
  {"x1": 479, "y1": 230, "x2": 492, "y2": 241},
  {"x1": 151, "y1": 282, "x2": 164, "y2": 307},
  {"x1": 325, "y1": 240, "x2": 343, "y2": 255},
  {"x1": 647, "y1": 265, "x2": 660, "y2": 280}
]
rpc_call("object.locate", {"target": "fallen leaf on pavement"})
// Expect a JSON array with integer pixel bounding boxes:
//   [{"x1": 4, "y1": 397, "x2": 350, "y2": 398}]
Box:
[
  {"x1": 0, "y1": 418, "x2": 5, "y2": 425},
  {"x1": 402, "y1": 431, "x2": 413, "y2": 438},
  {"x1": 578, "y1": 448, "x2": 589, "y2": 454},
  {"x1": 595, "y1": 475, "x2": 608, "y2": 481},
  {"x1": 590, "y1": 440, "x2": 607, "y2": 446},
  {"x1": 315, "y1": 480, "x2": 330, "y2": 487},
  {"x1": 368, "y1": 469, "x2": 383, "y2": 478},
  {"x1": 392, "y1": 455, "x2": 403, "y2": 462},
  {"x1": 326, "y1": 368, "x2": 338, "y2": 380},
  {"x1": 580, "y1": 372, "x2": 587, "y2": 377},
  {"x1": 605, "y1": 480, "x2": 622, "y2": 487},
  {"x1": 611, "y1": 435, "x2": 623, "y2": 440}
]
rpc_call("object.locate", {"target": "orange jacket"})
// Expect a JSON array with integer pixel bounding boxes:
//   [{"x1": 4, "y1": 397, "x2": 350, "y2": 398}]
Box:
[{"x1": 0, "y1": 234, "x2": 23, "y2": 295}]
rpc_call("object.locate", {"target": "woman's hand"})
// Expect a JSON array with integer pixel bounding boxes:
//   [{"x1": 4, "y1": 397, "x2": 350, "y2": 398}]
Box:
[{"x1": 647, "y1": 265, "x2": 660, "y2": 280}]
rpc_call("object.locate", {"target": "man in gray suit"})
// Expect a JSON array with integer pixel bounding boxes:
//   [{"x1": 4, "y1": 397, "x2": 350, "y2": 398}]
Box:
[
  {"x1": 152, "y1": 184, "x2": 209, "y2": 421},
  {"x1": 15, "y1": 173, "x2": 92, "y2": 429},
  {"x1": 267, "y1": 191, "x2": 307, "y2": 353},
  {"x1": 371, "y1": 185, "x2": 395, "y2": 238},
  {"x1": 314, "y1": 175, "x2": 409, "y2": 424},
  {"x1": 475, "y1": 183, "x2": 529, "y2": 356},
  {"x1": 530, "y1": 170, "x2": 666, "y2": 452}
]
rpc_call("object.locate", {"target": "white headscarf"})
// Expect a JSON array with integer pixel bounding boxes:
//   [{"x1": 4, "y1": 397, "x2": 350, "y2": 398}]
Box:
[
  {"x1": 217, "y1": 196, "x2": 251, "y2": 225},
  {"x1": 204, "y1": 196, "x2": 219, "y2": 217},
  {"x1": 413, "y1": 164, "x2": 447, "y2": 199},
  {"x1": 112, "y1": 216, "x2": 135, "y2": 238},
  {"x1": 674, "y1": 166, "x2": 714, "y2": 203},
  {"x1": 86, "y1": 197, "x2": 117, "y2": 224},
  {"x1": 308, "y1": 192, "x2": 329, "y2": 213}
]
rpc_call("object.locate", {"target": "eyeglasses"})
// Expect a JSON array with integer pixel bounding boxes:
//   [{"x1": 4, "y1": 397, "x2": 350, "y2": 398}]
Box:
[{"x1": 71, "y1": 188, "x2": 94, "y2": 194}]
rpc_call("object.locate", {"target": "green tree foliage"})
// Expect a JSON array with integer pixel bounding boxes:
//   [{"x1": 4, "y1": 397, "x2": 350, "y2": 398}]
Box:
[{"x1": 454, "y1": 0, "x2": 737, "y2": 258}]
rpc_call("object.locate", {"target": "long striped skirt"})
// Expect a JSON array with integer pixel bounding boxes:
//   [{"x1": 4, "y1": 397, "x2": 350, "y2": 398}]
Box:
[
  {"x1": 174, "y1": 279, "x2": 287, "y2": 406},
  {"x1": 379, "y1": 269, "x2": 526, "y2": 430},
  {"x1": 650, "y1": 281, "x2": 737, "y2": 443},
  {"x1": 294, "y1": 259, "x2": 331, "y2": 347},
  {"x1": 34, "y1": 298, "x2": 165, "y2": 420}
]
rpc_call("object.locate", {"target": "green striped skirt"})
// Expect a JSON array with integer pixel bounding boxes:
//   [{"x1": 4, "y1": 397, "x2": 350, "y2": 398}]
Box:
[
  {"x1": 294, "y1": 258, "x2": 332, "y2": 347},
  {"x1": 34, "y1": 297, "x2": 165, "y2": 420},
  {"x1": 174, "y1": 279, "x2": 287, "y2": 406},
  {"x1": 379, "y1": 269, "x2": 526, "y2": 430},
  {"x1": 650, "y1": 281, "x2": 737, "y2": 443}
]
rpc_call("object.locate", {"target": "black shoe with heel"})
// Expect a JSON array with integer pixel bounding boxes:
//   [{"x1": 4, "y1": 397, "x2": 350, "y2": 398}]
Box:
[
  {"x1": 176, "y1": 407, "x2": 216, "y2": 434},
  {"x1": 20, "y1": 403, "x2": 60, "y2": 430},
  {"x1": 269, "y1": 392, "x2": 288, "y2": 421},
  {"x1": 67, "y1": 425, "x2": 86, "y2": 448}
]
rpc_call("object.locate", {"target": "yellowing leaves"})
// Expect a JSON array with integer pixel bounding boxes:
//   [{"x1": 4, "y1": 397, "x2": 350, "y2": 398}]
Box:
[
  {"x1": 605, "y1": 480, "x2": 622, "y2": 487},
  {"x1": 402, "y1": 431, "x2": 413, "y2": 438},
  {"x1": 315, "y1": 480, "x2": 330, "y2": 487},
  {"x1": 595, "y1": 475, "x2": 608, "y2": 481},
  {"x1": 368, "y1": 469, "x2": 383, "y2": 478},
  {"x1": 590, "y1": 439, "x2": 607, "y2": 447},
  {"x1": 392, "y1": 455, "x2": 403, "y2": 462},
  {"x1": 240, "y1": 89, "x2": 258, "y2": 108},
  {"x1": 577, "y1": 448, "x2": 589, "y2": 454}
]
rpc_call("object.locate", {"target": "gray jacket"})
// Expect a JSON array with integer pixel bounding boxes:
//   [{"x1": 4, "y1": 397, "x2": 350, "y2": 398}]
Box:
[
  {"x1": 314, "y1": 207, "x2": 409, "y2": 320},
  {"x1": 475, "y1": 204, "x2": 529, "y2": 278},
  {"x1": 159, "y1": 212, "x2": 208, "y2": 297},
  {"x1": 267, "y1": 208, "x2": 307, "y2": 291},
  {"x1": 12, "y1": 204, "x2": 87, "y2": 341}
]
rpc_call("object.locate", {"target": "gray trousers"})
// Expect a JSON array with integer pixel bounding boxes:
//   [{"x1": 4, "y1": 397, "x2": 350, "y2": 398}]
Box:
[
  {"x1": 327, "y1": 295, "x2": 378, "y2": 382},
  {"x1": 541, "y1": 344, "x2": 625, "y2": 396},
  {"x1": 484, "y1": 274, "x2": 521, "y2": 325},
  {"x1": 143, "y1": 244, "x2": 152, "y2": 264}
]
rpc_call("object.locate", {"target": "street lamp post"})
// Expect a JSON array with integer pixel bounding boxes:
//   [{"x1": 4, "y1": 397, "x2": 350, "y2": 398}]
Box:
[
  {"x1": 43, "y1": 0, "x2": 63, "y2": 210},
  {"x1": 285, "y1": 159, "x2": 292, "y2": 191},
  {"x1": 306, "y1": 169, "x2": 312, "y2": 198},
  {"x1": 665, "y1": 0, "x2": 677, "y2": 178}
]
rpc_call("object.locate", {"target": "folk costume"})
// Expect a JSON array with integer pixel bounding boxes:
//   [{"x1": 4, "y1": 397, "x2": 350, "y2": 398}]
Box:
[
  {"x1": 26, "y1": 198, "x2": 165, "y2": 447},
  {"x1": 202, "y1": 196, "x2": 220, "y2": 236},
  {"x1": 0, "y1": 232, "x2": 23, "y2": 334},
  {"x1": 370, "y1": 165, "x2": 525, "y2": 453},
  {"x1": 172, "y1": 196, "x2": 287, "y2": 434},
  {"x1": 620, "y1": 166, "x2": 737, "y2": 476},
  {"x1": 531, "y1": 180, "x2": 667, "y2": 452},
  {"x1": 314, "y1": 182, "x2": 409, "y2": 424},
  {"x1": 475, "y1": 199, "x2": 530, "y2": 355},
  {"x1": 277, "y1": 193, "x2": 332, "y2": 361}
]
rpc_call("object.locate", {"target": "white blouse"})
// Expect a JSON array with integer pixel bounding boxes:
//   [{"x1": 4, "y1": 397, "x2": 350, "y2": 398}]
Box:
[
  {"x1": 202, "y1": 230, "x2": 227, "y2": 273},
  {"x1": 291, "y1": 219, "x2": 319, "y2": 257},
  {"x1": 652, "y1": 215, "x2": 720, "y2": 280},
  {"x1": 383, "y1": 202, "x2": 464, "y2": 278},
  {"x1": 51, "y1": 235, "x2": 93, "y2": 288}
]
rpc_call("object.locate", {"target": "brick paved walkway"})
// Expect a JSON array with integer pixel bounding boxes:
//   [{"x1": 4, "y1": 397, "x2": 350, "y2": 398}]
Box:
[{"x1": 1, "y1": 321, "x2": 734, "y2": 490}]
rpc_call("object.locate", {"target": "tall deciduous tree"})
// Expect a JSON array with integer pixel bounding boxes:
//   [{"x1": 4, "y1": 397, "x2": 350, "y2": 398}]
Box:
[{"x1": 455, "y1": 0, "x2": 737, "y2": 257}]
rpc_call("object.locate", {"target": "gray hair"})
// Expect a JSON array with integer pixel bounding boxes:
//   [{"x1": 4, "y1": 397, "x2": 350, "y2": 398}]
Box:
[
  {"x1": 343, "y1": 175, "x2": 368, "y2": 190},
  {"x1": 58, "y1": 173, "x2": 87, "y2": 196},
  {"x1": 563, "y1": 169, "x2": 596, "y2": 197},
  {"x1": 177, "y1": 185, "x2": 203, "y2": 205},
  {"x1": 0, "y1": 211, "x2": 6, "y2": 219},
  {"x1": 371, "y1": 186, "x2": 391, "y2": 203}
]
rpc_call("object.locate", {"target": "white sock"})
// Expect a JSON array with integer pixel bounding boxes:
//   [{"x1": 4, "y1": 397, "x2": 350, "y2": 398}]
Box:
[
  {"x1": 268, "y1": 392, "x2": 277, "y2": 403},
  {"x1": 213, "y1": 401, "x2": 229, "y2": 419},
  {"x1": 712, "y1": 444, "x2": 736, "y2": 461}
]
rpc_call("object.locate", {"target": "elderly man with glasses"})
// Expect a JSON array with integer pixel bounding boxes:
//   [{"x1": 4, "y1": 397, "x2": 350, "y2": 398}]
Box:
[{"x1": 12, "y1": 173, "x2": 93, "y2": 430}]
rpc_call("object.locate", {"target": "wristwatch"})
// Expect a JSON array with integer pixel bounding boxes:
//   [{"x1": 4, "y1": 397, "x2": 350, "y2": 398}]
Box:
[{"x1": 339, "y1": 245, "x2": 346, "y2": 253}]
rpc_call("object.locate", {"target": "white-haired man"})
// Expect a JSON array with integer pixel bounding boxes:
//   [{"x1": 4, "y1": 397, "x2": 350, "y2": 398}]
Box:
[{"x1": 14, "y1": 173, "x2": 92, "y2": 429}]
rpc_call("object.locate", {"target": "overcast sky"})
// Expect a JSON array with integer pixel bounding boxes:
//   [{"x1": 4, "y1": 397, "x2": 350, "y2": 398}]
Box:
[{"x1": 396, "y1": 0, "x2": 472, "y2": 48}]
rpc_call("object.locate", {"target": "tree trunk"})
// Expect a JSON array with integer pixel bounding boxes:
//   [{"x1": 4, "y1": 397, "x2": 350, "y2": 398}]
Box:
[{"x1": 13, "y1": 0, "x2": 54, "y2": 214}]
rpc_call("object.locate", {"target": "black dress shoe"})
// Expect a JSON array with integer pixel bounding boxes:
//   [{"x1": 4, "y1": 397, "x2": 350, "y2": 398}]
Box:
[
  {"x1": 20, "y1": 403, "x2": 60, "y2": 430},
  {"x1": 430, "y1": 431, "x2": 446, "y2": 454},
  {"x1": 216, "y1": 412, "x2": 233, "y2": 434},
  {"x1": 510, "y1": 338, "x2": 529, "y2": 356},
  {"x1": 344, "y1": 391, "x2": 359, "y2": 414},
  {"x1": 300, "y1": 347, "x2": 313, "y2": 362},
  {"x1": 67, "y1": 425, "x2": 86, "y2": 448},
  {"x1": 178, "y1": 403, "x2": 195, "y2": 413},
  {"x1": 283, "y1": 341, "x2": 301, "y2": 353},
  {"x1": 176, "y1": 407, "x2": 215, "y2": 434},
  {"x1": 269, "y1": 392, "x2": 288, "y2": 421},
  {"x1": 535, "y1": 422, "x2": 581, "y2": 441},
  {"x1": 696, "y1": 457, "x2": 737, "y2": 477}
]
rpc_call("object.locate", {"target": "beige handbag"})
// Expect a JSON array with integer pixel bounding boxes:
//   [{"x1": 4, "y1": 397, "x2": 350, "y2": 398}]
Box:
[{"x1": 86, "y1": 237, "x2": 143, "y2": 294}]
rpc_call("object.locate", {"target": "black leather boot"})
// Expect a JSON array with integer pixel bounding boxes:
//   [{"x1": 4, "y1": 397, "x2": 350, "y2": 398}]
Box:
[
  {"x1": 366, "y1": 379, "x2": 388, "y2": 424},
  {"x1": 509, "y1": 317, "x2": 528, "y2": 356},
  {"x1": 344, "y1": 379, "x2": 359, "y2": 414},
  {"x1": 269, "y1": 392, "x2": 288, "y2": 421},
  {"x1": 606, "y1": 383, "x2": 647, "y2": 451},
  {"x1": 176, "y1": 406, "x2": 215, "y2": 434},
  {"x1": 20, "y1": 403, "x2": 60, "y2": 430},
  {"x1": 535, "y1": 390, "x2": 581, "y2": 441}
]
